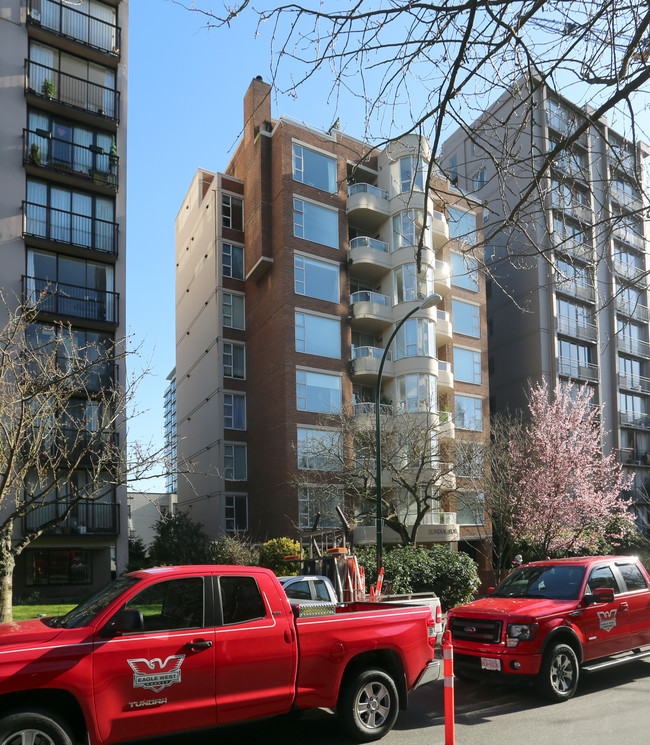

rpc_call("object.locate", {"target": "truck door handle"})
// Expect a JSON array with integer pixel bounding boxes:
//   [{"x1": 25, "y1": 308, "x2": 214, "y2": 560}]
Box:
[
  {"x1": 620, "y1": 602, "x2": 629, "y2": 613},
  {"x1": 185, "y1": 639, "x2": 213, "y2": 651}
]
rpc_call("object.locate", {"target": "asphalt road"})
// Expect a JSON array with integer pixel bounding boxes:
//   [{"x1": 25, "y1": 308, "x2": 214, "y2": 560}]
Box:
[{"x1": 133, "y1": 658, "x2": 650, "y2": 745}]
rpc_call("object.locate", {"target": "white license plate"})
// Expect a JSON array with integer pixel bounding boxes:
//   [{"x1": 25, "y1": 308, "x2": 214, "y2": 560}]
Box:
[{"x1": 481, "y1": 657, "x2": 502, "y2": 671}]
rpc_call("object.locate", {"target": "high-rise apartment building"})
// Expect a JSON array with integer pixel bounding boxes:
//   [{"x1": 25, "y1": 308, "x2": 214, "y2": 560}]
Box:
[
  {"x1": 0, "y1": 0, "x2": 128, "y2": 595},
  {"x1": 441, "y1": 79, "x2": 650, "y2": 531},
  {"x1": 175, "y1": 78, "x2": 490, "y2": 570}
]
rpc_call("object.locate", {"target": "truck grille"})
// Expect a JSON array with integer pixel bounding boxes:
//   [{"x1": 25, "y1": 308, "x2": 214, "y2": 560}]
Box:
[{"x1": 449, "y1": 616, "x2": 502, "y2": 644}]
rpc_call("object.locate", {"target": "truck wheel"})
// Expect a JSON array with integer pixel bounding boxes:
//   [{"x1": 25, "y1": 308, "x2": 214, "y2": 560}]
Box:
[
  {"x1": 536, "y1": 643, "x2": 579, "y2": 702},
  {"x1": 0, "y1": 710, "x2": 74, "y2": 745},
  {"x1": 339, "y1": 667, "x2": 399, "y2": 742}
]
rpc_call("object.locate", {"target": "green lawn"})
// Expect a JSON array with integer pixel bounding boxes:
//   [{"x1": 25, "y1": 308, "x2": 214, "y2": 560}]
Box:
[{"x1": 12, "y1": 603, "x2": 76, "y2": 622}]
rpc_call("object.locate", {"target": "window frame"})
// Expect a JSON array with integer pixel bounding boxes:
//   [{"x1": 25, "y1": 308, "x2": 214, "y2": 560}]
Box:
[
  {"x1": 222, "y1": 242, "x2": 244, "y2": 280},
  {"x1": 224, "y1": 443, "x2": 247, "y2": 481},
  {"x1": 224, "y1": 392, "x2": 246, "y2": 430},
  {"x1": 222, "y1": 292, "x2": 245, "y2": 330}
]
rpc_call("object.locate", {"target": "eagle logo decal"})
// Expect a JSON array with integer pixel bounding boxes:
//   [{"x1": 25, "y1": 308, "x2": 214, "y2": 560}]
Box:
[
  {"x1": 597, "y1": 609, "x2": 617, "y2": 633},
  {"x1": 127, "y1": 655, "x2": 185, "y2": 692}
]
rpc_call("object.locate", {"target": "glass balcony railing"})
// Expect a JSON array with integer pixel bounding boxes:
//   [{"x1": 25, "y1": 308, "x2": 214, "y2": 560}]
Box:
[
  {"x1": 352, "y1": 346, "x2": 391, "y2": 361},
  {"x1": 28, "y1": 0, "x2": 121, "y2": 57},
  {"x1": 23, "y1": 200, "x2": 118, "y2": 256},
  {"x1": 23, "y1": 275, "x2": 119, "y2": 325},
  {"x1": 350, "y1": 290, "x2": 391, "y2": 306},
  {"x1": 352, "y1": 402, "x2": 393, "y2": 416},
  {"x1": 349, "y1": 236, "x2": 390, "y2": 253},
  {"x1": 347, "y1": 183, "x2": 389, "y2": 200}
]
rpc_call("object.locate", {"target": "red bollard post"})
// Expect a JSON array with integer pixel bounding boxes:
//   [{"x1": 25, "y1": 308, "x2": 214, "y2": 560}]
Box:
[{"x1": 442, "y1": 630, "x2": 455, "y2": 745}]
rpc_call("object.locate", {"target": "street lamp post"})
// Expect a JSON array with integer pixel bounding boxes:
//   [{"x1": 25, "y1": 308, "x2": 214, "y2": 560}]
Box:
[{"x1": 375, "y1": 293, "x2": 443, "y2": 579}]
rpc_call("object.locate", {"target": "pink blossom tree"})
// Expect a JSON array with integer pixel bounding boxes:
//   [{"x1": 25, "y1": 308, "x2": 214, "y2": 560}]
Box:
[{"x1": 510, "y1": 380, "x2": 634, "y2": 558}]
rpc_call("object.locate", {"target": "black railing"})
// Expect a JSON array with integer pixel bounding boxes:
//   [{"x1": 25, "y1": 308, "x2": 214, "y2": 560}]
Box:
[
  {"x1": 28, "y1": 0, "x2": 121, "y2": 57},
  {"x1": 24, "y1": 499, "x2": 120, "y2": 535},
  {"x1": 23, "y1": 200, "x2": 118, "y2": 256},
  {"x1": 23, "y1": 275, "x2": 119, "y2": 325},
  {"x1": 24, "y1": 129, "x2": 118, "y2": 189},
  {"x1": 25, "y1": 59, "x2": 120, "y2": 122}
]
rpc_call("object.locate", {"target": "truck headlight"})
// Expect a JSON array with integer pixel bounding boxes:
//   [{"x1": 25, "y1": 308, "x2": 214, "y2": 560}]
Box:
[{"x1": 506, "y1": 623, "x2": 538, "y2": 647}]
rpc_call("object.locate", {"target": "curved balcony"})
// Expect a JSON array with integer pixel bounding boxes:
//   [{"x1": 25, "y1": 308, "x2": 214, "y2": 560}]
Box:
[
  {"x1": 434, "y1": 259, "x2": 451, "y2": 296},
  {"x1": 347, "y1": 183, "x2": 390, "y2": 233},
  {"x1": 431, "y1": 210, "x2": 449, "y2": 249},
  {"x1": 436, "y1": 310, "x2": 452, "y2": 346},
  {"x1": 350, "y1": 346, "x2": 393, "y2": 384},
  {"x1": 437, "y1": 360, "x2": 454, "y2": 392},
  {"x1": 436, "y1": 412, "x2": 455, "y2": 441},
  {"x1": 348, "y1": 236, "x2": 391, "y2": 281},
  {"x1": 350, "y1": 290, "x2": 393, "y2": 333},
  {"x1": 393, "y1": 355, "x2": 438, "y2": 379}
]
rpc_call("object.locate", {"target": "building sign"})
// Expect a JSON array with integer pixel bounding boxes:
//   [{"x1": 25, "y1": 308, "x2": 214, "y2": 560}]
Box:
[{"x1": 416, "y1": 524, "x2": 460, "y2": 542}]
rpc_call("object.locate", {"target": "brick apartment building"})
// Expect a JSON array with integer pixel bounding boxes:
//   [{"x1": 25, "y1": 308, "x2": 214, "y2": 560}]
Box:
[{"x1": 174, "y1": 77, "x2": 490, "y2": 569}]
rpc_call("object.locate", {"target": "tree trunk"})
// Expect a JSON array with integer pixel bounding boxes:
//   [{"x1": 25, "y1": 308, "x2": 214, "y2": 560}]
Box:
[{"x1": 0, "y1": 526, "x2": 15, "y2": 624}]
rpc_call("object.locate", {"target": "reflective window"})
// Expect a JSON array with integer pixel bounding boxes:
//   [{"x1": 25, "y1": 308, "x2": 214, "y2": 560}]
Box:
[
  {"x1": 298, "y1": 486, "x2": 341, "y2": 528},
  {"x1": 395, "y1": 374, "x2": 437, "y2": 413},
  {"x1": 294, "y1": 255, "x2": 339, "y2": 302},
  {"x1": 395, "y1": 318, "x2": 436, "y2": 359},
  {"x1": 452, "y1": 300, "x2": 480, "y2": 337},
  {"x1": 450, "y1": 252, "x2": 479, "y2": 291},
  {"x1": 222, "y1": 195, "x2": 243, "y2": 230},
  {"x1": 223, "y1": 293, "x2": 245, "y2": 329},
  {"x1": 219, "y1": 576, "x2": 265, "y2": 625},
  {"x1": 123, "y1": 578, "x2": 204, "y2": 632},
  {"x1": 392, "y1": 209, "x2": 431, "y2": 250},
  {"x1": 394, "y1": 264, "x2": 434, "y2": 303},
  {"x1": 296, "y1": 370, "x2": 341, "y2": 413},
  {"x1": 455, "y1": 395, "x2": 482, "y2": 430},
  {"x1": 399, "y1": 156, "x2": 426, "y2": 193},
  {"x1": 223, "y1": 243, "x2": 244, "y2": 279},
  {"x1": 224, "y1": 393, "x2": 246, "y2": 430},
  {"x1": 448, "y1": 207, "x2": 477, "y2": 244},
  {"x1": 223, "y1": 342, "x2": 245, "y2": 379},
  {"x1": 224, "y1": 444, "x2": 247, "y2": 480},
  {"x1": 297, "y1": 428, "x2": 341, "y2": 470},
  {"x1": 293, "y1": 144, "x2": 337, "y2": 193},
  {"x1": 295, "y1": 312, "x2": 340, "y2": 358},
  {"x1": 454, "y1": 347, "x2": 481, "y2": 384},
  {"x1": 293, "y1": 198, "x2": 338, "y2": 248}
]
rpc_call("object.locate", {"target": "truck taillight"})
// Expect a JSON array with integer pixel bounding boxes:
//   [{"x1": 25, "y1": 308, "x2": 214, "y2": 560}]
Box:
[
  {"x1": 436, "y1": 605, "x2": 442, "y2": 625},
  {"x1": 427, "y1": 619, "x2": 436, "y2": 648}
]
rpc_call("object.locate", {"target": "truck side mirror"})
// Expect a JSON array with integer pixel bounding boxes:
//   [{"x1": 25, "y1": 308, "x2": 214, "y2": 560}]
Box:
[
  {"x1": 584, "y1": 587, "x2": 615, "y2": 606},
  {"x1": 101, "y1": 608, "x2": 144, "y2": 637},
  {"x1": 487, "y1": 587, "x2": 495, "y2": 595}
]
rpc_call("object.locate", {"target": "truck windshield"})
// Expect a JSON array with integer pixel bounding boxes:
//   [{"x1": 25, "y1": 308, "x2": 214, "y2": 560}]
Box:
[
  {"x1": 491, "y1": 565, "x2": 586, "y2": 600},
  {"x1": 50, "y1": 575, "x2": 141, "y2": 628}
]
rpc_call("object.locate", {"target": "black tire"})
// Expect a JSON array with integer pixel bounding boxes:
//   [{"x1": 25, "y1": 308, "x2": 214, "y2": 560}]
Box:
[
  {"x1": 338, "y1": 667, "x2": 399, "y2": 742},
  {"x1": 0, "y1": 710, "x2": 74, "y2": 745},
  {"x1": 536, "y1": 643, "x2": 579, "y2": 702}
]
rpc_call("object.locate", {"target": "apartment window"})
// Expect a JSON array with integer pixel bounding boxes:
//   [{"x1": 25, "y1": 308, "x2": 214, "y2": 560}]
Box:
[
  {"x1": 223, "y1": 342, "x2": 245, "y2": 379},
  {"x1": 224, "y1": 393, "x2": 246, "y2": 430},
  {"x1": 296, "y1": 370, "x2": 341, "y2": 413},
  {"x1": 399, "y1": 156, "x2": 426, "y2": 194},
  {"x1": 295, "y1": 312, "x2": 340, "y2": 358},
  {"x1": 450, "y1": 252, "x2": 479, "y2": 291},
  {"x1": 392, "y1": 209, "x2": 431, "y2": 250},
  {"x1": 225, "y1": 495, "x2": 248, "y2": 532},
  {"x1": 395, "y1": 374, "x2": 437, "y2": 413},
  {"x1": 448, "y1": 207, "x2": 477, "y2": 245},
  {"x1": 615, "y1": 246, "x2": 644, "y2": 272},
  {"x1": 449, "y1": 154, "x2": 458, "y2": 184},
  {"x1": 222, "y1": 243, "x2": 244, "y2": 279},
  {"x1": 294, "y1": 255, "x2": 339, "y2": 302},
  {"x1": 556, "y1": 258, "x2": 592, "y2": 290},
  {"x1": 452, "y1": 300, "x2": 480, "y2": 337},
  {"x1": 298, "y1": 486, "x2": 341, "y2": 528},
  {"x1": 26, "y1": 549, "x2": 92, "y2": 586},
  {"x1": 558, "y1": 339, "x2": 591, "y2": 376},
  {"x1": 297, "y1": 428, "x2": 341, "y2": 470},
  {"x1": 222, "y1": 292, "x2": 245, "y2": 329},
  {"x1": 456, "y1": 442, "x2": 484, "y2": 479},
  {"x1": 292, "y1": 143, "x2": 337, "y2": 193},
  {"x1": 224, "y1": 444, "x2": 247, "y2": 480},
  {"x1": 455, "y1": 395, "x2": 482, "y2": 430},
  {"x1": 293, "y1": 198, "x2": 338, "y2": 248},
  {"x1": 222, "y1": 194, "x2": 243, "y2": 231},
  {"x1": 36, "y1": 0, "x2": 118, "y2": 52},
  {"x1": 454, "y1": 347, "x2": 481, "y2": 384},
  {"x1": 394, "y1": 264, "x2": 434, "y2": 303},
  {"x1": 395, "y1": 318, "x2": 436, "y2": 359},
  {"x1": 473, "y1": 169, "x2": 485, "y2": 191},
  {"x1": 457, "y1": 492, "x2": 485, "y2": 525}
]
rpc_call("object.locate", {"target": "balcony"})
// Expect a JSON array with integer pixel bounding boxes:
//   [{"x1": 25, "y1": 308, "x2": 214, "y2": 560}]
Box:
[
  {"x1": 556, "y1": 315, "x2": 597, "y2": 342},
  {"x1": 24, "y1": 498, "x2": 120, "y2": 536},
  {"x1": 437, "y1": 360, "x2": 453, "y2": 392},
  {"x1": 617, "y1": 335, "x2": 650, "y2": 358},
  {"x1": 611, "y1": 185, "x2": 642, "y2": 210},
  {"x1": 618, "y1": 371, "x2": 650, "y2": 394},
  {"x1": 613, "y1": 226, "x2": 644, "y2": 250},
  {"x1": 557, "y1": 357, "x2": 599, "y2": 381},
  {"x1": 608, "y1": 149, "x2": 637, "y2": 178},
  {"x1": 554, "y1": 276, "x2": 595, "y2": 303},
  {"x1": 620, "y1": 411, "x2": 650, "y2": 430},
  {"x1": 616, "y1": 297, "x2": 649, "y2": 322},
  {"x1": 25, "y1": 59, "x2": 120, "y2": 123},
  {"x1": 436, "y1": 309, "x2": 452, "y2": 346},
  {"x1": 347, "y1": 183, "x2": 390, "y2": 232},
  {"x1": 348, "y1": 236, "x2": 391, "y2": 281},
  {"x1": 24, "y1": 129, "x2": 118, "y2": 191},
  {"x1": 552, "y1": 201, "x2": 592, "y2": 224},
  {"x1": 431, "y1": 210, "x2": 449, "y2": 249},
  {"x1": 349, "y1": 290, "x2": 393, "y2": 333},
  {"x1": 619, "y1": 448, "x2": 650, "y2": 466},
  {"x1": 27, "y1": 0, "x2": 121, "y2": 60},
  {"x1": 552, "y1": 234, "x2": 592, "y2": 263},
  {"x1": 350, "y1": 346, "x2": 393, "y2": 384},
  {"x1": 23, "y1": 201, "x2": 118, "y2": 257},
  {"x1": 23, "y1": 276, "x2": 119, "y2": 326},
  {"x1": 434, "y1": 259, "x2": 451, "y2": 296},
  {"x1": 614, "y1": 259, "x2": 645, "y2": 281}
]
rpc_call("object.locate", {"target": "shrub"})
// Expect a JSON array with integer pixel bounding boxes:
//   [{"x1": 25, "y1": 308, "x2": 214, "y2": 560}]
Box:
[
  {"x1": 211, "y1": 534, "x2": 259, "y2": 566},
  {"x1": 258, "y1": 537, "x2": 300, "y2": 576},
  {"x1": 127, "y1": 532, "x2": 150, "y2": 571}
]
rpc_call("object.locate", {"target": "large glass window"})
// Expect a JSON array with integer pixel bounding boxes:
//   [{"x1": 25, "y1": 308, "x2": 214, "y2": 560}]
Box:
[
  {"x1": 223, "y1": 293, "x2": 245, "y2": 329},
  {"x1": 457, "y1": 492, "x2": 485, "y2": 525},
  {"x1": 395, "y1": 374, "x2": 437, "y2": 413},
  {"x1": 224, "y1": 393, "x2": 246, "y2": 430},
  {"x1": 452, "y1": 300, "x2": 480, "y2": 337},
  {"x1": 558, "y1": 339, "x2": 591, "y2": 376},
  {"x1": 39, "y1": 0, "x2": 118, "y2": 53},
  {"x1": 392, "y1": 209, "x2": 431, "y2": 250},
  {"x1": 455, "y1": 395, "x2": 482, "y2": 430},
  {"x1": 295, "y1": 312, "x2": 340, "y2": 358},
  {"x1": 298, "y1": 486, "x2": 342, "y2": 528},
  {"x1": 293, "y1": 144, "x2": 337, "y2": 193},
  {"x1": 225, "y1": 494, "x2": 248, "y2": 533},
  {"x1": 296, "y1": 370, "x2": 341, "y2": 413},
  {"x1": 223, "y1": 342, "x2": 245, "y2": 379},
  {"x1": 26, "y1": 548, "x2": 92, "y2": 586},
  {"x1": 394, "y1": 264, "x2": 434, "y2": 303},
  {"x1": 222, "y1": 243, "x2": 244, "y2": 279},
  {"x1": 224, "y1": 444, "x2": 247, "y2": 480},
  {"x1": 294, "y1": 255, "x2": 339, "y2": 302},
  {"x1": 222, "y1": 195, "x2": 243, "y2": 230},
  {"x1": 398, "y1": 156, "x2": 426, "y2": 194},
  {"x1": 448, "y1": 207, "x2": 477, "y2": 244},
  {"x1": 454, "y1": 347, "x2": 482, "y2": 384},
  {"x1": 395, "y1": 318, "x2": 436, "y2": 359},
  {"x1": 450, "y1": 252, "x2": 479, "y2": 291},
  {"x1": 297, "y1": 428, "x2": 341, "y2": 470},
  {"x1": 293, "y1": 198, "x2": 338, "y2": 248}
]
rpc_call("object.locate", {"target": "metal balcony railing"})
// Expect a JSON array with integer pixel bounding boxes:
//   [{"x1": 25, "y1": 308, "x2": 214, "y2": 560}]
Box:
[
  {"x1": 611, "y1": 185, "x2": 642, "y2": 208},
  {"x1": 556, "y1": 315, "x2": 598, "y2": 342},
  {"x1": 23, "y1": 200, "x2": 118, "y2": 256},
  {"x1": 28, "y1": 0, "x2": 121, "y2": 57},
  {"x1": 617, "y1": 335, "x2": 650, "y2": 358},
  {"x1": 23, "y1": 276, "x2": 119, "y2": 325},
  {"x1": 616, "y1": 297, "x2": 649, "y2": 322},
  {"x1": 614, "y1": 259, "x2": 645, "y2": 280},
  {"x1": 620, "y1": 411, "x2": 650, "y2": 429},
  {"x1": 24, "y1": 129, "x2": 118, "y2": 188},
  {"x1": 25, "y1": 59, "x2": 120, "y2": 121},
  {"x1": 554, "y1": 275, "x2": 595, "y2": 303},
  {"x1": 618, "y1": 371, "x2": 650, "y2": 393},
  {"x1": 557, "y1": 357, "x2": 599, "y2": 381},
  {"x1": 24, "y1": 498, "x2": 119, "y2": 534},
  {"x1": 613, "y1": 227, "x2": 644, "y2": 250}
]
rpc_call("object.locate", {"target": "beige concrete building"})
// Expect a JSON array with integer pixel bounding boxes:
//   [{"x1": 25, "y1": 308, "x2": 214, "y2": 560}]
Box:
[
  {"x1": 0, "y1": 0, "x2": 128, "y2": 595},
  {"x1": 441, "y1": 79, "x2": 650, "y2": 531},
  {"x1": 174, "y1": 78, "x2": 490, "y2": 570}
]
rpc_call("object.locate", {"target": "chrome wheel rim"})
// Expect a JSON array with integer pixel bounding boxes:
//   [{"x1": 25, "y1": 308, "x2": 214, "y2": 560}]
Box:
[
  {"x1": 550, "y1": 651, "x2": 575, "y2": 694},
  {"x1": 355, "y1": 680, "x2": 391, "y2": 729}
]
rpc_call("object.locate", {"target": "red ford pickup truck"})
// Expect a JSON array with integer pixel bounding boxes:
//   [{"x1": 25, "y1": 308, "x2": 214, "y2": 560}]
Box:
[
  {"x1": 0, "y1": 565, "x2": 440, "y2": 744},
  {"x1": 446, "y1": 555, "x2": 650, "y2": 701}
]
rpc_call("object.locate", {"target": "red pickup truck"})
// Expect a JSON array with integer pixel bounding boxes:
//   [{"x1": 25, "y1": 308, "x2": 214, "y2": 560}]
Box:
[
  {"x1": 446, "y1": 555, "x2": 650, "y2": 701},
  {"x1": 0, "y1": 565, "x2": 440, "y2": 744}
]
